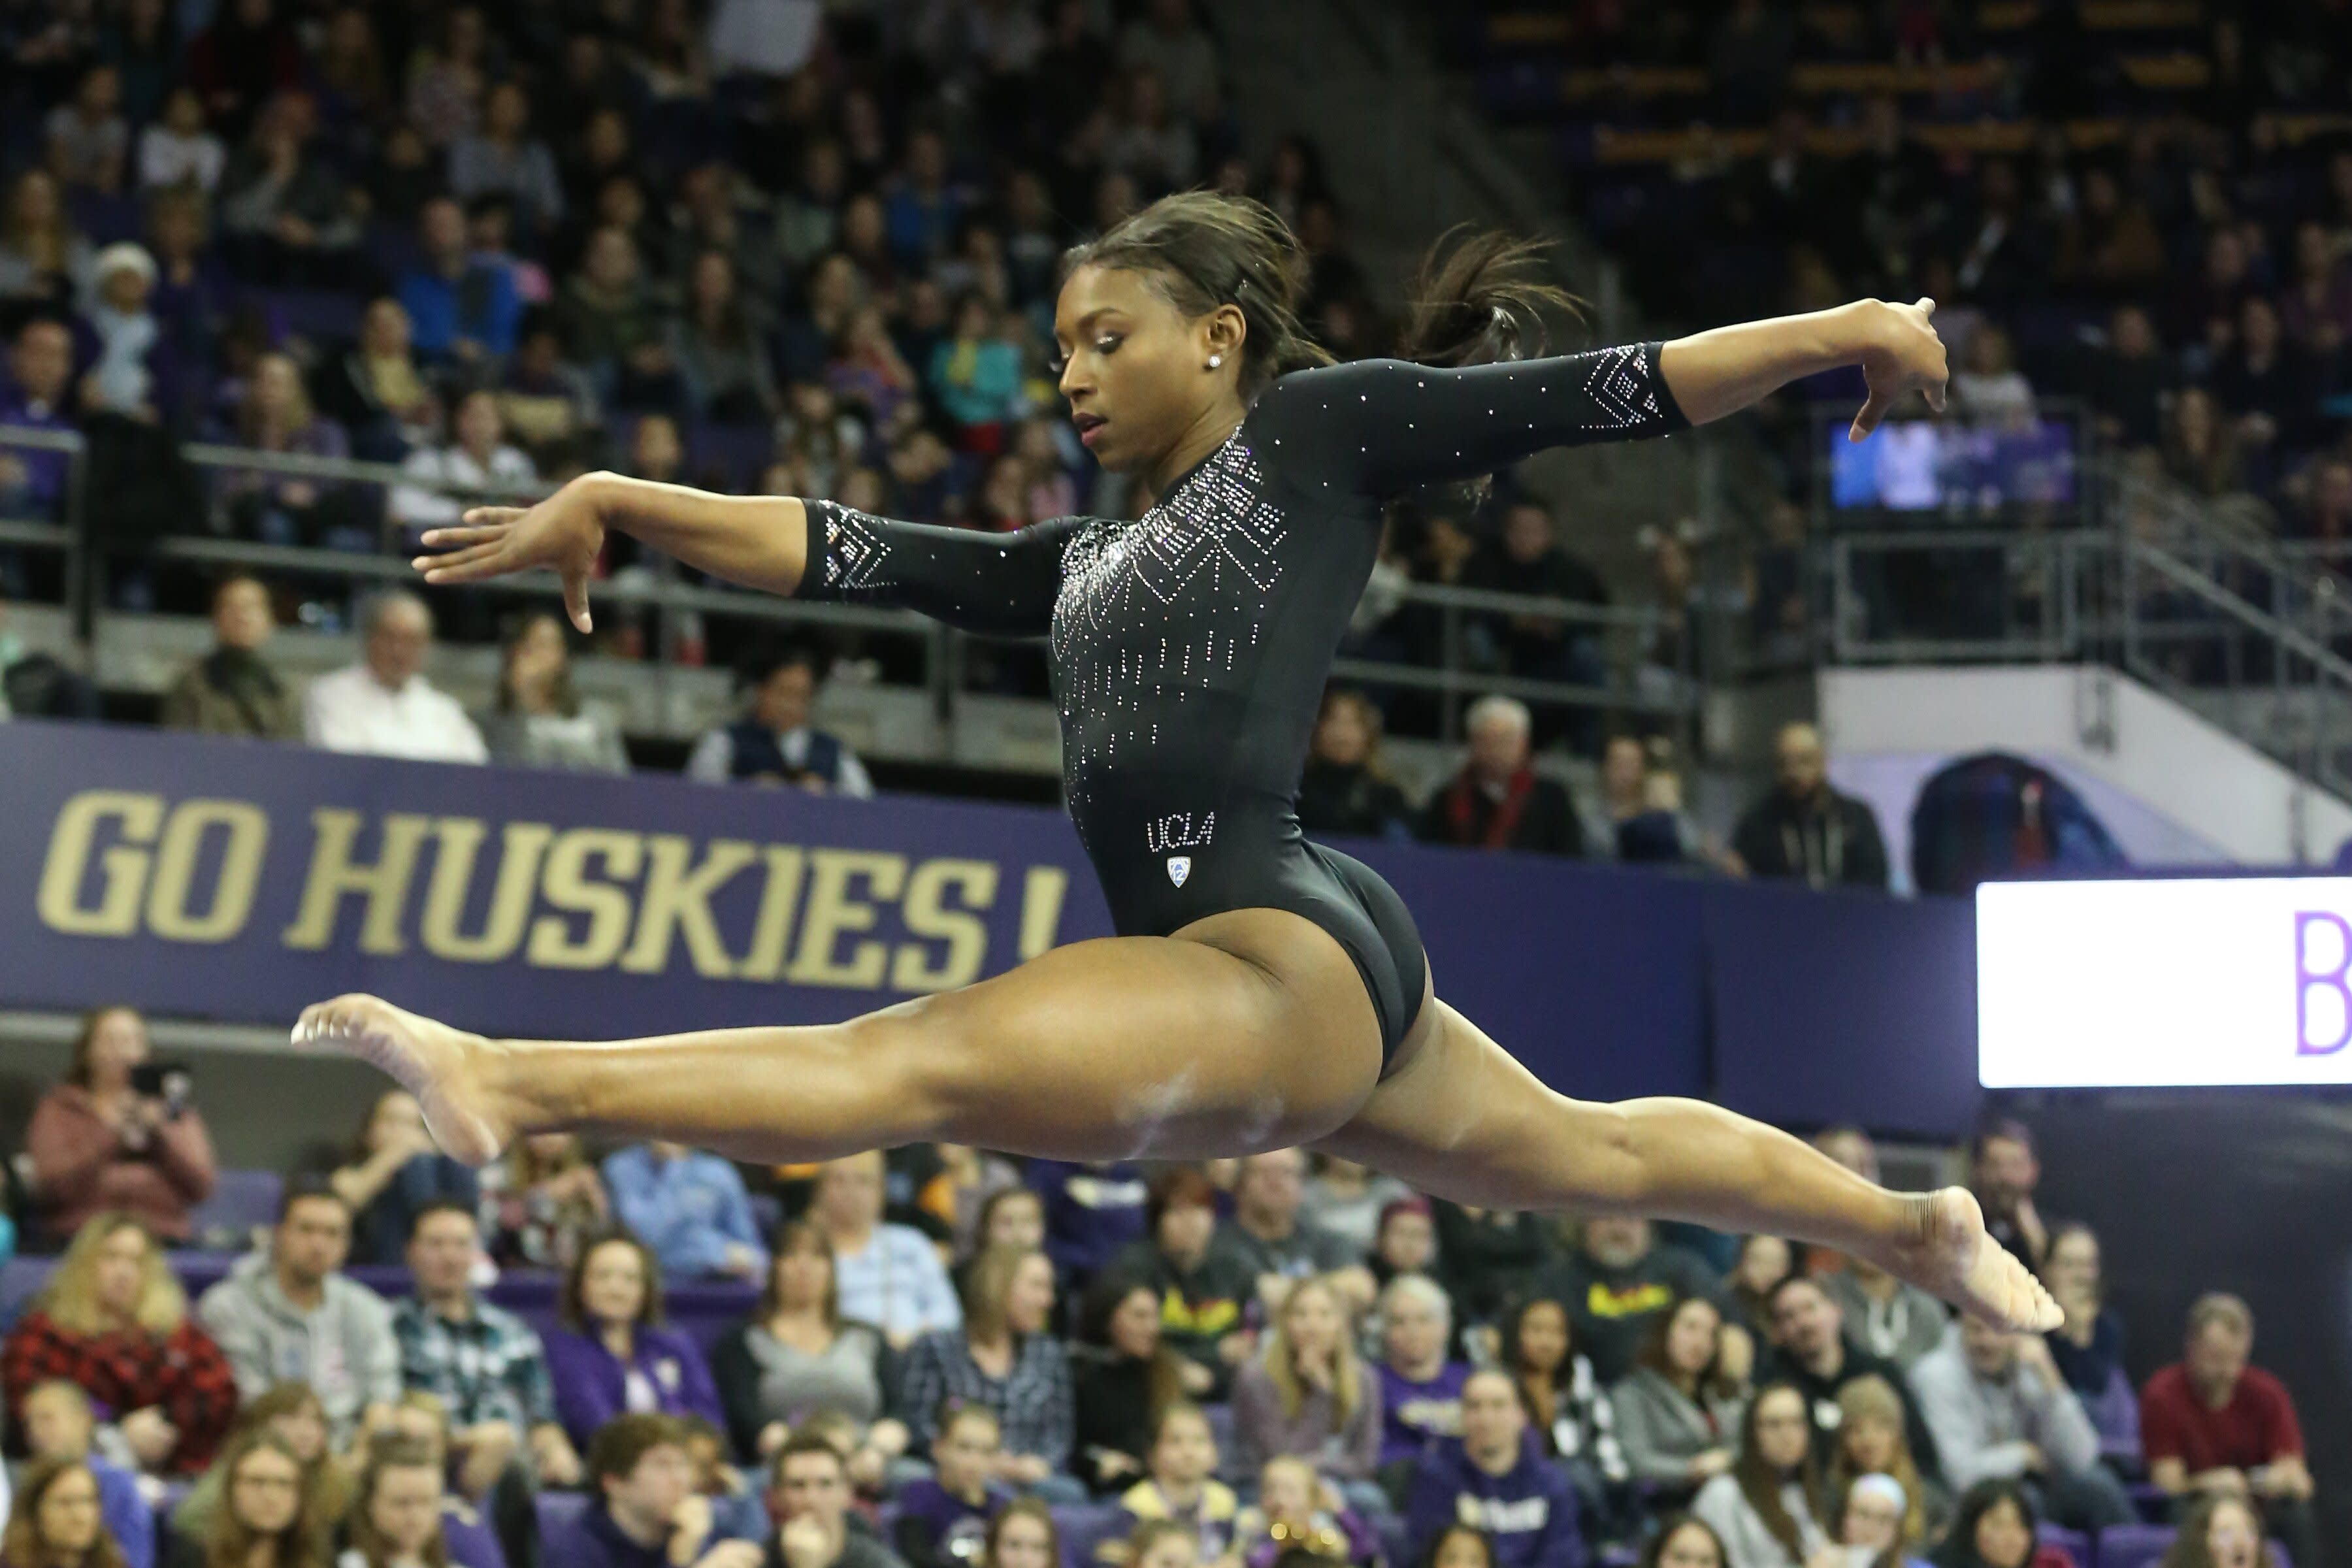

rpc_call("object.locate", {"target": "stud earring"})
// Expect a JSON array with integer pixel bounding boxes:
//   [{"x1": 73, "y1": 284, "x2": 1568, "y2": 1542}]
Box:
[{"x1": 1207, "y1": 354, "x2": 1223, "y2": 368}]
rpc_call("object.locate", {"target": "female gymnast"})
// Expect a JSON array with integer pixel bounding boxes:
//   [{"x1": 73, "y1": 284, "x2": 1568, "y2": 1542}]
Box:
[{"x1": 295, "y1": 193, "x2": 2057, "y2": 1333}]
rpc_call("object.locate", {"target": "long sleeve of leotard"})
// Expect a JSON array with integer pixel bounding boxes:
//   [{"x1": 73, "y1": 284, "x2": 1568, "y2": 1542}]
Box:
[
  {"x1": 1245, "y1": 341, "x2": 1689, "y2": 500},
  {"x1": 793, "y1": 497, "x2": 1085, "y2": 638}
]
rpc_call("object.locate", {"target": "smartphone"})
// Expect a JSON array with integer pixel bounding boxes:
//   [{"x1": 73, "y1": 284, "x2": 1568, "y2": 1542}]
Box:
[{"x1": 130, "y1": 1060, "x2": 193, "y2": 1113}]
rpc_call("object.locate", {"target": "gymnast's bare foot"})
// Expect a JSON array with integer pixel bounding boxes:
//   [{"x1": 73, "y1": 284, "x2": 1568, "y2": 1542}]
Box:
[
  {"x1": 1873, "y1": 1186, "x2": 2062, "y2": 1331},
  {"x1": 293, "y1": 994, "x2": 513, "y2": 1166}
]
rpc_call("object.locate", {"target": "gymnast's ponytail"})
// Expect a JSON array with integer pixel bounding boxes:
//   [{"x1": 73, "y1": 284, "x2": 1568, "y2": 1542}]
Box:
[{"x1": 1395, "y1": 226, "x2": 1586, "y2": 370}]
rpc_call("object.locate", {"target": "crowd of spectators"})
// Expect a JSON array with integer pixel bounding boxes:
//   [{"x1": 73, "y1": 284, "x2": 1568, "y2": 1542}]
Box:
[
  {"x1": 0, "y1": 1025, "x2": 2325, "y2": 1568},
  {"x1": 1449, "y1": 4, "x2": 2352, "y2": 535},
  {"x1": 0, "y1": 0, "x2": 1763, "y2": 783}
]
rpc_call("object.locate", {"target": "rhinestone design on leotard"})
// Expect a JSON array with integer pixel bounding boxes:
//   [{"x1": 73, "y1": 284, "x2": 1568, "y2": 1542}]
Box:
[
  {"x1": 792, "y1": 342, "x2": 1689, "y2": 943},
  {"x1": 1577, "y1": 342, "x2": 1672, "y2": 431},
  {"x1": 1051, "y1": 428, "x2": 1288, "y2": 850}
]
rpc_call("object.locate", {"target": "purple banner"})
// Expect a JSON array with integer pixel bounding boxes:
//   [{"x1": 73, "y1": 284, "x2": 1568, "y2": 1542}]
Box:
[{"x1": 0, "y1": 723, "x2": 1987, "y2": 1130}]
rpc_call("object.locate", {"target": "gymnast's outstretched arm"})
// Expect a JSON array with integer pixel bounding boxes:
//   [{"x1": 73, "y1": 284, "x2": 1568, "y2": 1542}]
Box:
[
  {"x1": 414, "y1": 476, "x2": 1079, "y2": 639},
  {"x1": 1245, "y1": 296, "x2": 1949, "y2": 497}
]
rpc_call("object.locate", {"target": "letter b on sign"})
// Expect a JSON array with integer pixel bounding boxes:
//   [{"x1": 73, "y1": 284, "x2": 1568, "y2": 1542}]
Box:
[{"x1": 2295, "y1": 911, "x2": 2352, "y2": 1056}]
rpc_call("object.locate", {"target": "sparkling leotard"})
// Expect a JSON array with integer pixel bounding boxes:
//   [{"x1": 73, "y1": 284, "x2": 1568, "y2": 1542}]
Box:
[{"x1": 798, "y1": 344, "x2": 1688, "y2": 1063}]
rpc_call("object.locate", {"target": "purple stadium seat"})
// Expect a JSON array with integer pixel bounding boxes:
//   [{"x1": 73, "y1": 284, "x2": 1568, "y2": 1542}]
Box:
[
  {"x1": 1, "y1": 1256, "x2": 51, "y2": 1328},
  {"x1": 187, "y1": 1168, "x2": 284, "y2": 1248},
  {"x1": 2129, "y1": 1484, "x2": 2170, "y2": 1523},
  {"x1": 246, "y1": 287, "x2": 365, "y2": 348},
  {"x1": 1051, "y1": 1503, "x2": 1128, "y2": 1568},
  {"x1": 689, "y1": 422, "x2": 781, "y2": 492},
  {"x1": 1379, "y1": 1514, "x2": 1415, "y2": 1568},
  {"x1": 2097, "y1": 1524, "x2": 2176, "y2": 1568},
  {"x1": 536, "y1": 1490, "x2": 591, "y2": 1543},
  {"x1": 2040, "y1": 1524, "x2": 2093, "y2": 1568},
  {"x1": 1203, "y1": 1404, "x2": 1236, "y2": 1476}
]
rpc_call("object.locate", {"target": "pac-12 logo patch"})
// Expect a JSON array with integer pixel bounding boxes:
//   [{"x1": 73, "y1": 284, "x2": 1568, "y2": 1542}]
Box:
[{"x1": 1166, "y1": 856, "x2": 1192, "y2": 888}]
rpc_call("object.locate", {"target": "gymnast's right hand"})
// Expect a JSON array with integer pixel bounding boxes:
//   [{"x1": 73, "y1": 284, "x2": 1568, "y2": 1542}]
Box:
[{"x1": 414, "y1": 471, "x2": 610, "y2": 632}]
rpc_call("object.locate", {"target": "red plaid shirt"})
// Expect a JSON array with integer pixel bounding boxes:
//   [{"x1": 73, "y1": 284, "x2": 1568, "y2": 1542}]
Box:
[{"x1": 2, "y1": 1309, "x2": 238, "y2": 1473}]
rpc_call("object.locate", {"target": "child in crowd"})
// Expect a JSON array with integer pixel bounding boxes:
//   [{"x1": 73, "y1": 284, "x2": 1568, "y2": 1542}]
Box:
[
  {"x1": 894, "y1": 1405, "x2": 1013, "y2": 1568},
  {"x1": 1117, "y1": 1407, "x2": 1240, "y2": 1565},
  {"x1": 1235, "y1": 1459, "x2": 1379, "y2": 1568},
  {"x1": 338, "y1": 1437, "x2": 457, "y2": 1568}
]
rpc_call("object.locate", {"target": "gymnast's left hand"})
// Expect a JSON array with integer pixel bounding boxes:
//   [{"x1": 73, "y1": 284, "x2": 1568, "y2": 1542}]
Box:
[
  {"x1": 1848, "y1": 296, "x2": 1949, "y2": 443},
  {"x1": 413, "y1": 471, "x2": 610, "y2": 633}
]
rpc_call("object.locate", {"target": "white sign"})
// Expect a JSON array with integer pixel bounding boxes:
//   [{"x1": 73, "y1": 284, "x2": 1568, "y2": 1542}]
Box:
[{"x1": 1976, "y1": 877, "x2": 2352, "y2": 1088}]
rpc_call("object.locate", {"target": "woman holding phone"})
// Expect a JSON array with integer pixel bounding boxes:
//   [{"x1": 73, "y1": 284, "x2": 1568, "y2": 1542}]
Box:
[{"x1": 26, "y1": 1007, "x2": 216, "y2": 1247}]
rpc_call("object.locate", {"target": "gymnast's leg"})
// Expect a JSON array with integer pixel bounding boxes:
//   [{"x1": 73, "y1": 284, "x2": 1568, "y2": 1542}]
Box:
[
  {"x1": 291, "y1": 907, "x2": 1386, "y2": 1169},
  {"x1": 1316, "y1": 990, "x2": 2060, "y2": 1331}
]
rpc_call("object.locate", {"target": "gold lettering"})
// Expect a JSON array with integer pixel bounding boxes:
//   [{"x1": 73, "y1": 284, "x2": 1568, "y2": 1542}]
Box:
[
  {"x1": 736, "y1": 846, "x2": 808, "y2": 982},
  {"x1": 281, "y1": 810, "x2": 433, "y2": 954},
  {"x1": 421, "y1": 819, "x2": 555, "y2": 963},
  {"x1": 145, "y1": 800, "x2": 269, "y2": 942},
  {"x1": 528, "y1": 829, "x2": 644, "y2": 970},
  {"x1": 37, "y1": 791, "x2": 163, "y2": 937},
  {"x1": 892, "y1": 858, "x2": 998, "y2": 992},
  {"x1": 1017, "y1": 866, "x2": 1070, "y2": 961},
  {"x1": 621, "y1": 835, "x2": 759, "y2": 977},
  {"x1": 785, "y1": 850, "x2": 907, "y2": 988}
]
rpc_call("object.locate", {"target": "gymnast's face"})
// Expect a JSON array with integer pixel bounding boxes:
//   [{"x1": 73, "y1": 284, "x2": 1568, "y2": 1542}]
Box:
[{"x1": 1054, "y1": 262, "x2": 1243, "y2": 482}]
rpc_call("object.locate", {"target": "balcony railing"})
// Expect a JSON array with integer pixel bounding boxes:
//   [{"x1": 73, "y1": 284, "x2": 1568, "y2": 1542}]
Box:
[{"x1": 1, "y1": 423, "x2": 1701, "y2": 760}]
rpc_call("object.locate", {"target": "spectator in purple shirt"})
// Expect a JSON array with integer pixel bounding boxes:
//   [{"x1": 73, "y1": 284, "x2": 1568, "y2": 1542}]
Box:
[
  {"x1": 544, "y1": 1413, "x2": 764, "y2": 1568},
  {"x1": 0, "y1": 317, "x2": 77, "y2": 530},
  {"x1": 1404, "y1": 1371, "x2": 1586, "y2": 1568},
  {"x1": 1375, "y1": 1274, "x2": 1468, "y2": 1471},
  {"x1": 542, "y1": 1232, "x2": 726, "y2": 1456},
  {"x1": 891, "y1": 1403, "x2": 1011, "y2": 1568},
  {"x1": 1026, "y1": 1160, "x2": 1148, "y2": 1288}
]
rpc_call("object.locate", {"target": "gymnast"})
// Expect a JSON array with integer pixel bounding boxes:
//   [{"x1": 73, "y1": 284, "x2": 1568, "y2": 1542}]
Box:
[{"x1": 296, "y1": 191, "x2": 2056, "y2": 1333}]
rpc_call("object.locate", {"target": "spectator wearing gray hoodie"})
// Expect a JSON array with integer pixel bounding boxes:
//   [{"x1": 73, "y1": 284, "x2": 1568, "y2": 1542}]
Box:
[
  {"x1": 196, "y1": 1181, "x2": 401, "y2": 1448},
  {"x1": 1906, "y1": 1316, "x2": 2131, "y2": 1533}
]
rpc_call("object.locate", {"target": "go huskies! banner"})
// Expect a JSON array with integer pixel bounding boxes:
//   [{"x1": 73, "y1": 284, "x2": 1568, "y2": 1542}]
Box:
[{"x1": 0, "y1": 721, "x2": 1988, "y2": 1133}]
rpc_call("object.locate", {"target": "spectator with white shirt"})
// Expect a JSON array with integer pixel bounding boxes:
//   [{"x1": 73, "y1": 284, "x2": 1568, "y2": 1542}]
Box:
[
  {"x1": 303, "y1": 589, "x2": 489, "y2": 763},
  {"x1": 806, "y1": 1151, "x2": 961, "y2": 1348},
  {"x1": 138, "y1": 86, "x2": 226, "y2": 194},
  {"x1": 388, "y1": 388, "x2": 536, "y2": 551},
  {"x1": 1906, "y1": 1318, "x2": 2131, "y2": 1531},
  {"x1": 685, "y1": 643, "x2": 874, "y2": 797}
]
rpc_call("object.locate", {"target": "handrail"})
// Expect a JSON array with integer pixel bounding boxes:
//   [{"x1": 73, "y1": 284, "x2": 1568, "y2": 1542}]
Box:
[
  {"x1": 4, "y1": 425, "x2": 1669, "y2": 639},
  {"x1": 0, "y1": 423, "x2": 82, "y2": 453},
  {"x1": 1, "y1": 421, "x2": 1697, "y2": 740},
  {"x1": 2127, "y1": 539, "x2": 2352, "y2": 689},
  {"x1": 142, "y1": 535, "x2": 925, "y2": 634},
  {"x1": 181, "y1": 440, "x2": 552, "y2": 498}
]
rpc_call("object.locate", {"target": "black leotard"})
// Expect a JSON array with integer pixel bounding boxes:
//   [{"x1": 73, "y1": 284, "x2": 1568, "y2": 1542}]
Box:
[{"x1": 796, "y1": 342, "x2": 1689, "y2": 1067}]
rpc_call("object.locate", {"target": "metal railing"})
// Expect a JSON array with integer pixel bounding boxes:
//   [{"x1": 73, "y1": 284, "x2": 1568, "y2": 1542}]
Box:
[
  {"x1": 0, "y1": 423, "x2": 1699, "y2": 754},
  {"x1": 1821, "y1": 447, "x2": 2352, "y2": 800}
]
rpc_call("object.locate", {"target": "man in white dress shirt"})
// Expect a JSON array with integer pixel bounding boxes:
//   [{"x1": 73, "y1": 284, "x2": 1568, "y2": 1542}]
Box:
[{"x1": 304, "y1": 590, "x2": 488, "y2": 763}]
